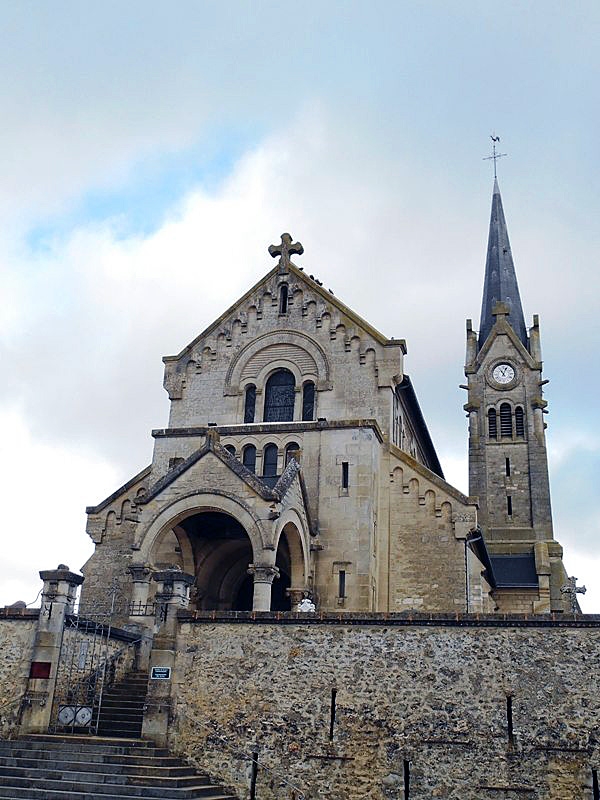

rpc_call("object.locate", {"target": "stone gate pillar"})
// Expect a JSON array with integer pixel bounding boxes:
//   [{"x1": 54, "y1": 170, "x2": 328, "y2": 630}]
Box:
[
  {"x1": 248, "y1": 562, "x2": 280, "y2": 611},
  {"x1": 126, "y1": 563, "x2": 153, "y2": 669},
  {"x1": 19, "y1": 565, "x2": 84, "y2": 735},
  {"x1": 141, "y1": 568, "x2": 194, "y2": 746}
]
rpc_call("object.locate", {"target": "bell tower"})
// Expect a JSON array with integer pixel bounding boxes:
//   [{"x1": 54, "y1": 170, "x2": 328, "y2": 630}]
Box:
[{"x1": 465, "y1": 178, "x2": 567, "y2": 613}]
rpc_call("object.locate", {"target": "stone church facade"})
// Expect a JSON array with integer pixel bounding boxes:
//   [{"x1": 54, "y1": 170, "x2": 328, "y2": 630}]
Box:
[
  {"x1": 80, "y1": 180, "x2": 568, "y2": 624},
  {"x1": 4, "y1": 179, "x2": 595, "y2": 800}
]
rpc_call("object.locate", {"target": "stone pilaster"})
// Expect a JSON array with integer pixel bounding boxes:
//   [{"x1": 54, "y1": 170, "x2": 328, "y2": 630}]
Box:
[
  {"x1": 141, "y1": 569, "x2": 194, "y2": 746},
  {"x1": 19, "y1": 565, "x2": 84, "y2": 735}
]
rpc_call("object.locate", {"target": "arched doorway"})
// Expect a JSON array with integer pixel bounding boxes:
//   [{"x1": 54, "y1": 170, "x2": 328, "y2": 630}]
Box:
[{"x1": 179, "y1": 511, "x2": 254, "y2": 611}]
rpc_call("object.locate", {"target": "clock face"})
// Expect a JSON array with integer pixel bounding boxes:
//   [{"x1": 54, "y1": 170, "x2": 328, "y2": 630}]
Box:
[{"x1": 492, "y1": 363, "x2": 515, "y2": 385}]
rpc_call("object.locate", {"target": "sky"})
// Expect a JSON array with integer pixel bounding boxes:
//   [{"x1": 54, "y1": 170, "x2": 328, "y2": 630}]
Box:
[{"x1": 1, "y1": 1, "x2": 599, "y2": 610}]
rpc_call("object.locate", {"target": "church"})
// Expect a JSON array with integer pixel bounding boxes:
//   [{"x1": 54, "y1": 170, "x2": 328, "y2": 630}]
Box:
[
  {"x1": 80, "y1": 177, "x2": 569, "y2": 621},
  {"x1": 3, "y1": 178, "x2": 595, "y2": 800}
]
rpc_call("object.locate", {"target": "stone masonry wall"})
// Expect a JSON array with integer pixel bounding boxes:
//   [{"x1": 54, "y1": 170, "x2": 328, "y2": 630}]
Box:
[
  {"x1": 0, "y1": 614, "x2": 37, "y2": 738},
  {"x1": 169, "y1": 614, "x2": 600, "y2": 800}
]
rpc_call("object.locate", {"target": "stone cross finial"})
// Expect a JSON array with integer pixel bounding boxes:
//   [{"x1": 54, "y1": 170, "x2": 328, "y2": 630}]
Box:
[
  {"x1": 560, "y1": 575, "x2": 586, "y2": 614},
  {"x1": 268, "y1": 233, "x2": 304, "y2": 271}
]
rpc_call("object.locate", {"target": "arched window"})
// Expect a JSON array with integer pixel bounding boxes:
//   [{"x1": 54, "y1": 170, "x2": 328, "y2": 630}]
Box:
[
  {"x1": 244, "y1": 384, "x2": 256, "y2": 424},
  {"x1": 224, "y1": 444, "x2": 236, "y2": 456},
  {"x1": 264, "y1": 369, "x2": 295, "y2": 422},
  {"x1": 279, "y1": 284, "x2": 289, "y2": 314},
  {"x1": 488, "y1": 408, "x2": 497, "y2": 439},
  {"x1": 302, "y1": 381, "x2": 315, "y2": 421},
  {"x1": 262, "y1": 443, "x2": 279, "y2": 487},
  {"x1": 242, "y1": 444, "x2": 256, "y2": 473},
  {"x1": 500, "y1": 403, "x2": 513, "y2": 438},
  {"x1": 515, "y1": 406, "x2": 525, "y2": 437},
  {"x1": 285, "y1": 442, "x2": 300, "y2": 466},
  {"x1": 263, "y1": 444, "x2": 278, "y2": 477}
]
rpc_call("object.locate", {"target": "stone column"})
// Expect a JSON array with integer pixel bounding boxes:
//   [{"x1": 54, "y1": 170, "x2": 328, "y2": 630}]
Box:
[
  {"x1": 141, "y1": 569, "x2": 194, "y2": 746},
  {"x1": 19, "y1": 565, "x2": 84, "y2": 735},
  {"x1": 248, "y1": 563, "x2": 280, "y2": 611},
  {"x1": 126, "y1": 563, "x2": 153, "y2": 669}
]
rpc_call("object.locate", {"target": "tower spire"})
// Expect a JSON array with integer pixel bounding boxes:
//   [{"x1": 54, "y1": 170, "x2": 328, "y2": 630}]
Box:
[{"x1": 478, "y1": 179, "x2": 528, "y2": 348}]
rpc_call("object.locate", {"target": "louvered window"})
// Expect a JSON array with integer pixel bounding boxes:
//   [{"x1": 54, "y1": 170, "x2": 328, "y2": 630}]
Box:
[
  {"x1": 515, "y1": 406, "x2": 525, "y2": 437},
  {"x1": 242, "y1": 444, "x2": 256, "y2": 473},
  {"x1": 488, "y1": 408, "x2": 497, "y2": 439},
  {"x1": 244, "y1": 384, "x2": 256, "y2": 423},
  {"x1": 279, "y1": 284, "x2": 289, "y2": 314},
  {"x1": 264, "y1": 369, "x2": 295, "y2": 422},
  {"x1": 500, "y1": 403, "x2": 513, "y2": 438}
]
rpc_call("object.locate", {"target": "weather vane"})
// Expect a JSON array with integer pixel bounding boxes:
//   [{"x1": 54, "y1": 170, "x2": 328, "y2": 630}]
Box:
[{"x1": 483, "y1": 134, "x2": 507, "y2": 179}]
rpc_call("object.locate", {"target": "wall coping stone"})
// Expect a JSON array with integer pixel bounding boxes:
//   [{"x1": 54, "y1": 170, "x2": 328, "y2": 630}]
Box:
[
  {"x1": 178, "y1": 609, "x2": 600, "y2": 628},
  {"x1": 0, "y1": 607, "x2": 39, "y2": 620}
]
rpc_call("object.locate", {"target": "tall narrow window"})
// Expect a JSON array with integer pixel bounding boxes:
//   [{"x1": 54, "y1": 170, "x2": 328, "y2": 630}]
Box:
[
  {"x1": 279, "y1": 284, "x2": 289, "y2": 314},
  {"x1": 488, "y1": 408, "x2": 497, "y2": 439},
  {"x1": 505, "y1": 457, "x2": 511, "y2": 476},
  {"x1": 515, "y1": 406, "x2": 525, "y2": 437},
  {"x1": 285, "y1": 442, "x2": 300, "y2": 466},
  {"x1": 224, "y1": 445, "x2": 236, "y2": 457},
  {"x1": 242, "y1": 444, "x2": 256, "y2": 473},
  {"x1": 507, "y1": 495, "x2": 513, "y2": 516},
  {"x1": 342, "y1": 462, "x2": 349, "y2": 490},
  {"x1": 593, "y1": 768, "x2": 599, "y2": 800},
  {"x1": 244, "y1": 384, "x2": 256, "y2": 424},
  {"x1": 338, "y1": 570, "x2": 346, "y2": 598},
  {"x1": 302, "y1": 381, "x2": 315, "y2": 421},
  {"x1": 500, "y1": 403, "x2": 513, "y2": 438},
  {"x1": 262, "y1": 443, "x2": 278, "y2": 478},
  {"x1": 264, "y1": 369, "x2": 295, "y2": 422}
]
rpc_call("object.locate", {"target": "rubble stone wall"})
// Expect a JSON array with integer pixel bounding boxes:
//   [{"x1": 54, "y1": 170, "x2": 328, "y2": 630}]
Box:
[
  {"x1": 0, "y1": 614, "x2": 37, "y2": 738},
  {"x1": 169, "y1": 614, "x2": 600, "y2": 800}
]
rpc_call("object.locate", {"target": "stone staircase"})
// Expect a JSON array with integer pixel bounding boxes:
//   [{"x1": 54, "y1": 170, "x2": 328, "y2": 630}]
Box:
[
  {"x1": 0, "y1": 734, "x2": 239, "y2": 798},
  {"x1": 93, "y1": 669, "x2": 147, "y2": 738}
]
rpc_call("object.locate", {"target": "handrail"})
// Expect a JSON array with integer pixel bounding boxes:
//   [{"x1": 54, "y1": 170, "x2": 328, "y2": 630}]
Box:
[{"x1": 172, "y1": 702, "x2": 310, "y2": 799}]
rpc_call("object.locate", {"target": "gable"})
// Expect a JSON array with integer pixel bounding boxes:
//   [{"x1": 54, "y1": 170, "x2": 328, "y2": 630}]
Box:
[{"x1": 162, "y1": 258, "x2": 406, "y2": 403}]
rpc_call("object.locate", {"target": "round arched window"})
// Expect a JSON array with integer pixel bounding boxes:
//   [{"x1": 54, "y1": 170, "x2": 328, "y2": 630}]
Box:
[{"x1": 264, "y1": 369, "x2": 295, "y2": 422}]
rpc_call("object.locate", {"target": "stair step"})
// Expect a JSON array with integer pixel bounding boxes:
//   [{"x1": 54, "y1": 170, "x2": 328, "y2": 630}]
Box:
[{"x1": 0, "y1": 775, "x2": 232, "y2": 798}]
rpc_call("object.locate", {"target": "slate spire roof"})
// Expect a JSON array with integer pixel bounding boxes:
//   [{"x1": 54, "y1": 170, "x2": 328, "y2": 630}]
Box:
[{"x1": 478, "y1": 178, "x2": 528, "y2": 349}]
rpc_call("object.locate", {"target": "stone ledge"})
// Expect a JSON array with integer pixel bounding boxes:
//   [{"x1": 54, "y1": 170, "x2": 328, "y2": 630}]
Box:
[
  {"x1": 178, "y1": 609, "x2": 600, "y2": 628},
  {"x1": 0, "y1": 607, "x2": 39, "y2": 620},
  {"x1": 152, "y1": 418, "x2": 384, "y2": 442}
]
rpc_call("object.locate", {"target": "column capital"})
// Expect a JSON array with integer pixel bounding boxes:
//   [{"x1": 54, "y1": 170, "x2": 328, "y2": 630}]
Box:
[
  {"x1": 127, "y1": 563, "x2": 152, "y2": 583},
  {"x1": 247, "y1": 563, "x2": 280, "y2": 585}
]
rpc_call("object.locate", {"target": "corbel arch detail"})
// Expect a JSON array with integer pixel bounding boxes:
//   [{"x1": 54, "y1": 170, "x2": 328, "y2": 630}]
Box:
[{"x1": 224, "y1": 331, "x2": 332, "y2": 395}]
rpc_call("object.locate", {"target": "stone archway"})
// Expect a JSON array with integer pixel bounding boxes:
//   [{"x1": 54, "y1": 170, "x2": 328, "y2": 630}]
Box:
[
  {"x1": 275, "y1": 521, "x2": 309, "y2": 610},
  {"x1": 179, "y1": 511, "x2": 254, "y2": 611}
]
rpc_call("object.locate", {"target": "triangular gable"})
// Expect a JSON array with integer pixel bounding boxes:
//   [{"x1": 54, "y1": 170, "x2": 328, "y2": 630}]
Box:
[
  {"x1": 476, "y1": 314, "x2": 538, "y2": 369},
  {"x1": 163, "y1": 259, "x2": 404, "y2": 366},
  {"x1": 137, "y1": 434, "x2": 278, "y2": 504}
]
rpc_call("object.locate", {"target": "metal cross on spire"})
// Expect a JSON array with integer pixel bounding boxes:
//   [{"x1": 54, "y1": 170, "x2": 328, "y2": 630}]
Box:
[
  {"x1": 483, "y1": 134, "x2": 507, "y2": 179},
  {"x1": 560, "y1": 575, "x2": 587, "y2": 615},
  {"x1": 268, "y1": 233, "x2": 304, "y2": 272}
]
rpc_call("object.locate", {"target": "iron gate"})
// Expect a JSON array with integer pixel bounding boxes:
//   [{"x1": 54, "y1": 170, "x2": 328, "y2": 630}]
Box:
[{"x1": 50, "y1": 588, "x2": 139, "y2": 735}]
